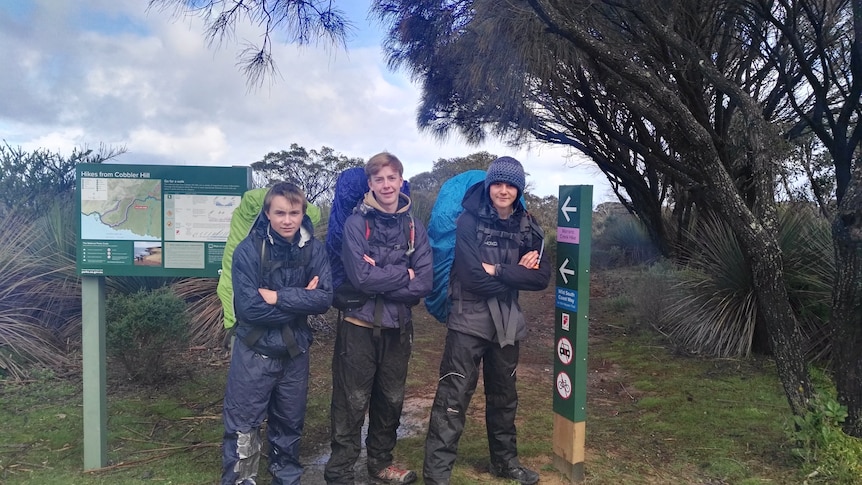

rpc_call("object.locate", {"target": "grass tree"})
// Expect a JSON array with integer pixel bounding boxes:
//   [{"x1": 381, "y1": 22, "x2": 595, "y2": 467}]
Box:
[
  {"x1": 0, "y1": 204, "x2": 79, "y2": 380},
  {"x1": 171, "y1": 277, "x2": 223, "y2": 348},
  {"x1": 661, "y1": 206, "x2": 833, "y2": 359}
]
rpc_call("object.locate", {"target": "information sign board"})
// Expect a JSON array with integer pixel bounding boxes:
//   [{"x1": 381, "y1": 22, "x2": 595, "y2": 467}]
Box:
[{"x1": 76, "y1": 163, "x2": 251, "y2": 277}]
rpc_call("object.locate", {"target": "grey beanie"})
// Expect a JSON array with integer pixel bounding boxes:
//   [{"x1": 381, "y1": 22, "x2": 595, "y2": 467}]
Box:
[{"x1": 485, "y1": 156, "x2": 526, "y2": 195}]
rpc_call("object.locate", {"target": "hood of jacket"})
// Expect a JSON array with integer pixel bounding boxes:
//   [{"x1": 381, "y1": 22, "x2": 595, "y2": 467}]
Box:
[{"x1": 356, "y1": 190, "x2": 412, "y2": 218}]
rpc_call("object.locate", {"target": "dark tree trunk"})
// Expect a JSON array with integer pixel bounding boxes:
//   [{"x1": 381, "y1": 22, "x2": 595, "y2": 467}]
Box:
[
  {"x1": 623, "y1": 179, "x2": 671, "y2": 258},
  {"x1": 828, "y1": 0, "x2": 862, "y2": 438},
  {"x1": 703, "y1": 164, "x2": 813, "y2": 416},
  {"x1": 831, "y1": 164, "x2": 862, "y2": 437},
  {"x1": 747, "y1": 244, "x2": 813, "y2": 416}
]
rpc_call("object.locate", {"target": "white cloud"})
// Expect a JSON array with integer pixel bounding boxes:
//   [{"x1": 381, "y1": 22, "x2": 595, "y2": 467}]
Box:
[
  {"x1": 128, "y1": 124, "x2": 228, "y2": 163},
  {"x1": 20, "y1": 128, "x2": 86, "y2": 154},
  {"x1": 0, "y1": 0, "x2": 612, "y2": 201}
]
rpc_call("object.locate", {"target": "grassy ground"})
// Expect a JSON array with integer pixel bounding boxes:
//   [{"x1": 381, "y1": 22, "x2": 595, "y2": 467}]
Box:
[{"x1": 0, "y1": 268, "x2": 805, "y2": 484}]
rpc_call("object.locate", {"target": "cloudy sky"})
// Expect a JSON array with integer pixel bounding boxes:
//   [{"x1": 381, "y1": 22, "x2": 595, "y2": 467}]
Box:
[{"x1": 0, "y1": 0, "x2": 612, "y2": 200}]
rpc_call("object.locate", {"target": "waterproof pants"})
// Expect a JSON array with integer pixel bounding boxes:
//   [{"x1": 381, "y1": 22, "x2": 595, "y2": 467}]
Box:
[
  {"x1": 423, "y1": 330, "x2": 520, "y2": 485},
  {"x1": 222, "y1": 338, "x2": 309, "y2": 485},
  {"x1": 324, "y1": 321, "x2": 412, "y2": 484}
]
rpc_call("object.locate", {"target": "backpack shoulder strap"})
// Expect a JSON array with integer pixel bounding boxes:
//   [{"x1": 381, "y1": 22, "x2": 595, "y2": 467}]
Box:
[
  {"x1": 258, "y1": 235, "x2": 268, "y2": 285},
  {"x1": 520, "y1": 212, "x2": 533, "y2": 248},
  {"x1": 404, "y1": 213, "x2": 415, "y2": 257},
  {"x1": 476, "y1": 219, "x2": 521, "y2": 242}
]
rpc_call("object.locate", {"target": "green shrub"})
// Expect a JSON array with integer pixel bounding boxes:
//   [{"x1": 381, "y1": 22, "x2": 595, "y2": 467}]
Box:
[
  {"x1": 631, "y1": 260, "x2": 678, "y2": 327},
  {"x1": 592, "y1": 213, "x2": 658, "y2": 268},
  {"x1": 106, "y1": 287, "x2": 190, "y2": 385},
  {"x1": 789, "y1": 394, "x2": 862, "y2": 483},
  {"x1": 607, "y1": 295, "x2": 634, "y2": 313}
]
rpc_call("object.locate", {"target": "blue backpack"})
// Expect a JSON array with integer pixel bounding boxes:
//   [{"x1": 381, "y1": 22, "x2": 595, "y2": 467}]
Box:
[
  {"x1": 424, "y1": 170, "x2": 487, "y2": 322},
  {"x1": 325, "y1": 167, "x2": 412, "y2": 311},
  {"x1": 425, "y1": 170, "x2": 534, "y2": 323},
  {"x1": 325, "y1": 167, "x2": 369, "y2": 291}
]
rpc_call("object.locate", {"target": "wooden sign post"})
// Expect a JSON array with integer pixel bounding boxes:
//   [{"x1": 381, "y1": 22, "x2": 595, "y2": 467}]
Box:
[{"x1": 552, "y1": 186, "x2": 592, "y2": 482}]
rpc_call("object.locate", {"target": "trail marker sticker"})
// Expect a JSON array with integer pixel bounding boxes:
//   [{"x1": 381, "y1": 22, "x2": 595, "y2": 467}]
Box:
[
  {"x1": 557, "y1": 337, "x2": 573, "y2": 365},
  {"x1": 556, "y1": 372, "x2": 573, "y2": 400}
]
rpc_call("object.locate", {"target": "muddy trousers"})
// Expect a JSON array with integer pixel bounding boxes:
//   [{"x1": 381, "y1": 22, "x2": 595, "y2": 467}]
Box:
[
  {"x1": 324, "y1": 320, "x2": 413, "y2": 484},
  {"x1": 222, "y1": 338, "x2": 310, "y2": 485},
  {"x1": 423, "y1": 330, "x2": 520, "y2": 485}
]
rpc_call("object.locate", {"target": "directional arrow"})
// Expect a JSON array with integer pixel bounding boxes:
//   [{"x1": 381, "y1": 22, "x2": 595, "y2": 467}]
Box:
[
  {"x1": 559, "y1": 258, "x2": 575, "y2": 284},
  {"x1": 560, "y1": 195, "x2": 578, "y2": 222}
]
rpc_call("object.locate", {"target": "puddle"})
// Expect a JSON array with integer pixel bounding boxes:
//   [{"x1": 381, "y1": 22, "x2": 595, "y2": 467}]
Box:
[{"x1": 302, "y1": 396, "x2": 432, "y2": 483}]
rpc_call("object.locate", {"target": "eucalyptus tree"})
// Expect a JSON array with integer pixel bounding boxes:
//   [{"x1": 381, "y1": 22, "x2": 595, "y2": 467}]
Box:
[
  {"x1": 407, "y1": 151, "x2": 498, "y2": 224},
  {"x1": 405, "y1": 151, "x2": 495, "y2": 192},
  {"x1": 744, "y1": 0, "x2": 862, "y2": 435},
  {"x1": 251, "y1": 143, "x2": 364, "y2": 205}
]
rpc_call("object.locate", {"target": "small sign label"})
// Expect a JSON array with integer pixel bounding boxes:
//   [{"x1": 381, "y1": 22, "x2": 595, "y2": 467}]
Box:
[
  {"x1": 557, "y1": 337, "x2": 573, "y2": 365},
  {"x1": 557, "y1": 227, "x2": 580, "y2": 244},
  {"x1": 555, "y1": 287, "x2": 578, "y2": 312},
  {"x1": 556, "y1": 372, "x2": 573, "y2": 400}
]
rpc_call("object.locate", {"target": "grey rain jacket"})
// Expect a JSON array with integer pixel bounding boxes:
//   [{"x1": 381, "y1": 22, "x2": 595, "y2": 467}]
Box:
[
  {"x1": 341, "y1": 191, "x2": 433, "y2": 328},
  {"x1": 231, "y1": 207, "x2": 332, "y2": 357},
  {"x1": 446, "y1": 182, "x2": 551, "y2": 344}
]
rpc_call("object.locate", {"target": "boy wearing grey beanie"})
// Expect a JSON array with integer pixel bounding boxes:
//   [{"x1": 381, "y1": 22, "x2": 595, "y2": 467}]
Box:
[{"x1": 423, "y1": 156, "x2": 551, "y2": 485}]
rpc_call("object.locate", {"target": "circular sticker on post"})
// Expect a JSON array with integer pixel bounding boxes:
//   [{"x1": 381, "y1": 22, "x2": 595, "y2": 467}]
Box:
[
  {"x1": 556, "y1": 371, "x2": 572, "y2": 400},
  {"x1": 557, "y1": 337, "x2": 573, "y2": 365}
]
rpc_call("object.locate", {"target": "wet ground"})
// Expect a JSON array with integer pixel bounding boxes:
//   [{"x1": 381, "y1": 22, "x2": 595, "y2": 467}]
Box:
[{"x1": 300, "y1": 396, "x2": 432, "y2": 484}]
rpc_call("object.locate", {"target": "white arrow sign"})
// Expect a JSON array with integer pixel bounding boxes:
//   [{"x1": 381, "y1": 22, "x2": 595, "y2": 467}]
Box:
[
  {"x1": 560, "y1": 195, "x2": 578, "y2": 222},
  {"x1": 559, "y1": 258, "x2": 575, "y2": 284}
]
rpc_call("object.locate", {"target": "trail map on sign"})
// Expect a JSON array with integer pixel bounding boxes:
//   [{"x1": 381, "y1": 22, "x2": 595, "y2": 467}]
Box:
[
  {"x1": 81, "y1": 178, "x2": 162, "y2": 240},
  {"x1": 164, "y1": 195, "x2": 239, "y2": 242}
]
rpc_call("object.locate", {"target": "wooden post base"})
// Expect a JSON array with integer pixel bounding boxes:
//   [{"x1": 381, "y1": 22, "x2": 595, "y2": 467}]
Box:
[{"x1": 552, "y1": 414, "x2": 585, "y2": 483}]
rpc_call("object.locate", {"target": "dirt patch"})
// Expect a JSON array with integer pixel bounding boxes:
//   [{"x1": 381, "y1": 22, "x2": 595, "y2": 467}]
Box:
[
  {"x1": 399, "y1": 395, "x2": 434, "y2": 438},
  {"x1": 587, "y1": 359, "x2": 642, "y2": 413}
]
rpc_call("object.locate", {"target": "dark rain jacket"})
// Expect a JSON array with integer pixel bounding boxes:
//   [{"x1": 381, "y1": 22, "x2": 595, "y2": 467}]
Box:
[
  {"x1": 341, "y1": 192, "x2": 433, "y2": 329},
  {"x1": 447, "y1": 182, "x2": 551, "y2": 345},
  {"x1": 232, "y1": 209, "x2": 332, "y2": 357}
]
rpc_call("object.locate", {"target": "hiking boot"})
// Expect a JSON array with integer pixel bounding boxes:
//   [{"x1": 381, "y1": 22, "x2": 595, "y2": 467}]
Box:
[
  {"x1": 491, "y1": 464, "x2": 539, "y2": 485},
  {"x1": 371, "y1": 465, "x2": 417, "y2": 484}
]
